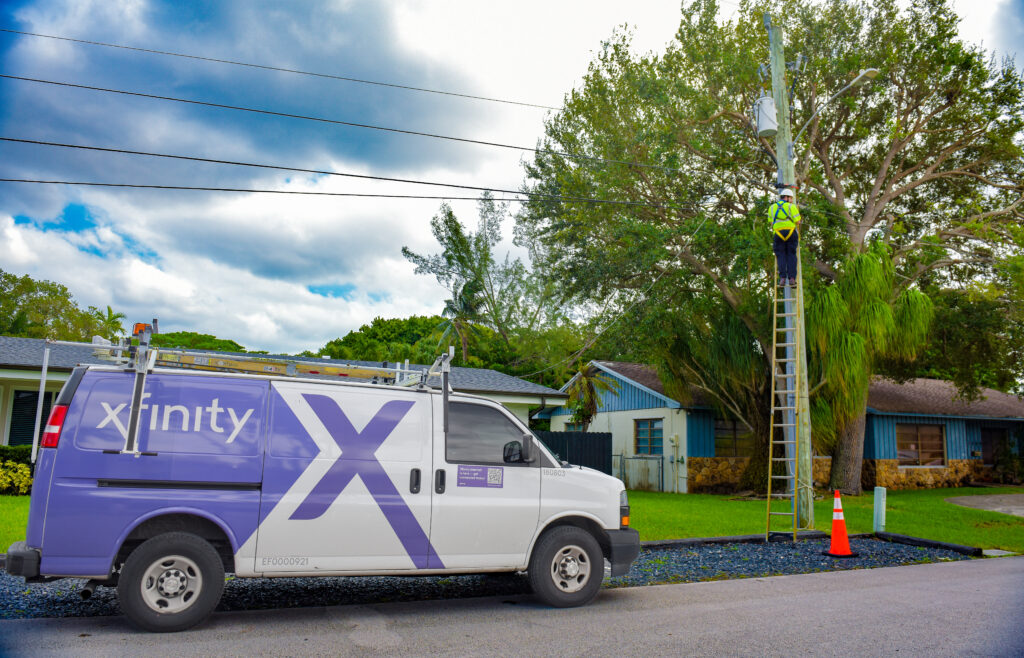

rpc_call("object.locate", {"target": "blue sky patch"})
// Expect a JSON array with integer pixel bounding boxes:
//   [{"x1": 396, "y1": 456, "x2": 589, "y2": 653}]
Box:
[{"x1": 308, "y1": 283, "x2": 357, "y2": 300}]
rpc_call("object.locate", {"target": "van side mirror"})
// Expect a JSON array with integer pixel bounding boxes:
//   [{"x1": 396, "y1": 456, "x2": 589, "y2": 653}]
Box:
[
  {"x1": 503, "y1": 441, "x2": 523, "y2": 464},
  {"x1": 522, "y1": 433, "x2": 536, "y2": 463}
]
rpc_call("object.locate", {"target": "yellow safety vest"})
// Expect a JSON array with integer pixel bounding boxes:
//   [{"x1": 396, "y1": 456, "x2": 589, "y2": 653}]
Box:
[{"x1": 769, "y1": 201, "x2": 801, "y2": 240}]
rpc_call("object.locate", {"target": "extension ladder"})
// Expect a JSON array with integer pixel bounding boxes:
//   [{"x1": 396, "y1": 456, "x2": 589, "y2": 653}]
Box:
[{"x1": 765, "y1": 256, "x2": 812, "y2": 540}]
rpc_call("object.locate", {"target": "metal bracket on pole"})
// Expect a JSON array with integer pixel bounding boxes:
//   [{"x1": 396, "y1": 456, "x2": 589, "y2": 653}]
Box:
[{"x1": 123, "y1": 322, "x2": 157, "y2": 456}]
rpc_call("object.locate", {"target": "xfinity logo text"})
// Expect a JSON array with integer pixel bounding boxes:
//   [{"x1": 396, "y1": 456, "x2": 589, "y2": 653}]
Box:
[{"x1": 97, "y1": 393, "x2": 254, "y2": 443}]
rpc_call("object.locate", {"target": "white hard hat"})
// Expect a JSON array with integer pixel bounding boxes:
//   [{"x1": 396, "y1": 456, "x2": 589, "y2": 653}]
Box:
[{"x1": 780, "y1": 187, "x2": 796, "y2": 199}]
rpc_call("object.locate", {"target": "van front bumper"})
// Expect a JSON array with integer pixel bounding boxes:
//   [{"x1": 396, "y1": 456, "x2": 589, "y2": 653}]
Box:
[
  {"x1": 4, "y1": 541, "x2": 41, "y2": 579},
  {"x1": 606, "y1": 528, "x2": 640, "y2": 577}
]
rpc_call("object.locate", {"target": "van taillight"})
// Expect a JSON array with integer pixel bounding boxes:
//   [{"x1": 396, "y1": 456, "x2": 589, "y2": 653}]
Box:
[{"x1": 40, "y1": 405, "x2": 69, "y2": 448}]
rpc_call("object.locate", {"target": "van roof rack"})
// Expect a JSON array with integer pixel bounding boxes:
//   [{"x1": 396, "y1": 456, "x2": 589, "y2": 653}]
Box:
[
  {"x1": 44, "y1": 319, "x2": 454, "y2": 455},
  {"x1": 48, "y1": 320, "x2": 441, "y2": 387}
]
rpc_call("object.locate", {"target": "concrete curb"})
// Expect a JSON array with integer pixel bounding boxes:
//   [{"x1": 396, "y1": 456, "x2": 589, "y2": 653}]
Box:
[
  {"x1": 874, "y1": 531, "x2": 983, "y2": 557},
  {"x1": 642, "y1": 531, "x2": 983, "y2": 557}
]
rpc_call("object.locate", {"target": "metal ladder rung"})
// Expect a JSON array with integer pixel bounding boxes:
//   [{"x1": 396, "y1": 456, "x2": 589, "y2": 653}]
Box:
[
  {"x1": 773, "y1": 422, "x2": 796, "y2": 427},
  {"x1": 769, "y1": 493, "x2": 793, "y2": 499},
  {"x1": 773, "y1": 406, "x2": 796, "y2": 411},
  {"x1": 775, "y1": 357, "x2": 796, "y2": 362},
  {"x1": 778, "y1": 312, "x2": 798, "y2": 317},
  {"x1": 772, "y1": 440, "x2": 796, "y2": 445},
  {"x1": 771, "y1": 475, "x2": 795, "y2": 479},
  {"x1": 770, "y1": 457, "x2": 792, "y2": 462},
  {"x1": 776, "y1": 298, "x2": 796, "y2": 303},
  {"x1": 776, "y1": 327, "x2": 796, "y2": 333}
]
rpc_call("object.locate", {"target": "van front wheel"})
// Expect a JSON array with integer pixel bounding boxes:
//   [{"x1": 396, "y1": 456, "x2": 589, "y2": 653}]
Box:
[
  {"x1": 528, "y1": 526, "x2": 603, "y2": 607},
  {"x1": 117, "y1": 532, "x2": 225, "y2": 632}
]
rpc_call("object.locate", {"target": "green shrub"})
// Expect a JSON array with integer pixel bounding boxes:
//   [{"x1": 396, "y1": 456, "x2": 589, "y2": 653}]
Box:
[
  {"x1": 0, "y1": 445, "x2": 32, "y2": 468},
  {"x1": 0, "y1": 461, "x2": 32, "y2": 495}
]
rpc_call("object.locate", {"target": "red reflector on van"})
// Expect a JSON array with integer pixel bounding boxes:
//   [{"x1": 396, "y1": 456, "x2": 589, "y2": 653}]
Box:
[{"x1": 40, "y1": 405, "x2": 69, "y2": 448}]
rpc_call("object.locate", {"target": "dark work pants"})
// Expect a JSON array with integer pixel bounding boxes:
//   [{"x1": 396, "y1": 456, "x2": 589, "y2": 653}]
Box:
[{"x1": 773, "y1": 232, "x2": 798, "y2": 280}]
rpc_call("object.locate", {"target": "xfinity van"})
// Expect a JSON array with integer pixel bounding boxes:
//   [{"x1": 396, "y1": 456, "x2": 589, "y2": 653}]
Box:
[{"x1": 4, "y1": 352, "x2": 639, "y2": 632}]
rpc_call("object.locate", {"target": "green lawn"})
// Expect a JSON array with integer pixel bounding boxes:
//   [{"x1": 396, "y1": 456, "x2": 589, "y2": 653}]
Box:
[
  {"x1": 629, "y1": 486, "x2": 1024, "y2": 553},
  {"x1": 0, "y1": 495, "x2": 30, "y2": 551},
  {"x1": 2, "y1": 486, "x2": 1023, "y2": 555}
]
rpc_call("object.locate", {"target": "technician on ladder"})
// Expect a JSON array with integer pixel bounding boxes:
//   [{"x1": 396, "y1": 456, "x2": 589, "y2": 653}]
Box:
[{"x1": 769, "y1": 187, "x2": 801, "y2": 286}]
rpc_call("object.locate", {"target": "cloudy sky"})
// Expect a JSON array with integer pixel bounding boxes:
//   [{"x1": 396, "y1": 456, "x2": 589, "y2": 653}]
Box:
[{"x1": 1, "y1": 0, "x2": 1020, "y2": 354}]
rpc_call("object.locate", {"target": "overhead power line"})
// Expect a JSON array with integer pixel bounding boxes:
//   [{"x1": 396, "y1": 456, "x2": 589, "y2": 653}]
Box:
[
  {"x1": 0, "y1": 178, "x2": 693, "y2": 209},
  {"x1": 1, "y1": 136, "x2": 662, "y2": 206},
  {"x1": 0, "y1": 74, "x2": 684, "y2": 175},
  {"x1": 0, "y1": 27, "x2": 560, "y2": 111}
]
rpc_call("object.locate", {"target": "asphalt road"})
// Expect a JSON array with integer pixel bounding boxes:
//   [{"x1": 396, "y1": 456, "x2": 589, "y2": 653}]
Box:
[{"x1": 2, "y1": 557, "x2": 1022, "y2": 657}]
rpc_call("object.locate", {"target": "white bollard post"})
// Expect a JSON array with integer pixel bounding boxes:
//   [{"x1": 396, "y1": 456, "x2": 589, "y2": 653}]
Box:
[{"x1": 873, "y1": 486, "x2": 887, "y2": 533}]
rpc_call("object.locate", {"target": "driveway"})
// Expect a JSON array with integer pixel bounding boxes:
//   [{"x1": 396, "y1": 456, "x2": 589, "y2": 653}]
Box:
[{"x1": 945, "y1": 493, "x2": 1024, "y2": 518}]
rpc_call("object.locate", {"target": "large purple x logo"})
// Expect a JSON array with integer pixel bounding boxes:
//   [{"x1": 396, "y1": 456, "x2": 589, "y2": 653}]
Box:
[{"x1": 290, "y1": 394, "x2": 443, "y2": 569}]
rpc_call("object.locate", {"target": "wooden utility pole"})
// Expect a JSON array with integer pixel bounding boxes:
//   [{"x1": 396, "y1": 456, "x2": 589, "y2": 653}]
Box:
[{"x1": 765, "y1": 14, "x2": 813, "y2": 530}]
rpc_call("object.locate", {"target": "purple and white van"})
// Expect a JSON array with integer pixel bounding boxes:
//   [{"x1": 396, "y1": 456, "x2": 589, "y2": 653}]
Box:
[{"x1": 5, "y1": 365, "x2": 639, "y2": 631}]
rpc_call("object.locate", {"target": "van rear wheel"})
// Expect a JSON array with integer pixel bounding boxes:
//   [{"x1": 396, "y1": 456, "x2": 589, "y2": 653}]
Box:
[
  {"x1": 528, "y1": 526, "x2": 603, "y2": 607},
  {"x1": 117, "y1": 532, "x2": 224, "y2": 632}
]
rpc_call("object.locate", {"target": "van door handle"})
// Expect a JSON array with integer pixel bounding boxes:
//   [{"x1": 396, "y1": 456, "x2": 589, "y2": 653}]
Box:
[
  {"x1": 410, "y1": 468, "x2": 421, "y2": 494},
  {"x1": 434, "y1": 469, "x2": 446, "y2": 494}
]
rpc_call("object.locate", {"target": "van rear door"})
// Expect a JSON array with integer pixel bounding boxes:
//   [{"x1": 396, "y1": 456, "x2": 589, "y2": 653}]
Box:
[
  {"x1": 254, "y1": 381, "x2": 436, "y2": 572},
  {"x1": 427, "y1": 399, "x2": 541, "y2": 569}
]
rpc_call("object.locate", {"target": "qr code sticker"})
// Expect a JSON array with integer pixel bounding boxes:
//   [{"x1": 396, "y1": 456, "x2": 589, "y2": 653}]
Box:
[{"x1": 487, "y1": 467, "x2": 503, "y2": 486}]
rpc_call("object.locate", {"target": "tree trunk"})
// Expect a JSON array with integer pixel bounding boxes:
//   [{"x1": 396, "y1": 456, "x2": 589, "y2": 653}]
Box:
[
  {"x1": 739, "y1": 402, "x2": 772, "y2": 494},
  {"x1": 829, "y1": 401, "x2": 868, "y2": 495}
]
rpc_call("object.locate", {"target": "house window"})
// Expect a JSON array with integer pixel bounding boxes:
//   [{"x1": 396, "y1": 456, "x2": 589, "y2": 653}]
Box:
[
  {"x1": 564, "y1": 422, "x2": 584, "y2": 432},
  {"x1": 7, "y1": 390, "x2": 54, "y2": 447},
  {"x1": 715, "y1": 419, "x2": 754, "y2": 457},
  {"x1": 896, "y1": 424, "x2": 946, "y2": 466},
  {"x1": 634, "y1": 419, "x2": 663, "y2": 455}
]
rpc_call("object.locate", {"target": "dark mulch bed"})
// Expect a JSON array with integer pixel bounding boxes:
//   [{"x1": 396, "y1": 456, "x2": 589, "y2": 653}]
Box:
[{"x1": 0, "y1": 537, "x2": 970, "y2": 620}]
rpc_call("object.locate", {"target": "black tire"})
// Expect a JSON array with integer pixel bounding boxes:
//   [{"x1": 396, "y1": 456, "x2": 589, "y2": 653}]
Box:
[
  {"x1": 528, "y1": 526, "x2": 603, "y2": 608},
  {"x1": 117, "y1": 532, "x2": 225, "y2": 632}
]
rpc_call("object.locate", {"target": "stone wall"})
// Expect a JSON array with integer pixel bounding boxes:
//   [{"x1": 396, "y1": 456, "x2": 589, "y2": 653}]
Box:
[
  {"x1": 861, "y1": 459, "x2": 974, "y2": 490},
  {"x1": 688, "y1": 457, "x2": 748, "y2": 493}
]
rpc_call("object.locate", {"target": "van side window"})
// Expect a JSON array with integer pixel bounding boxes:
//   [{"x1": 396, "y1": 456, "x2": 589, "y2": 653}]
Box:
[{"x1": 447, "y1": 403, "x2": 529, "y2": 466}]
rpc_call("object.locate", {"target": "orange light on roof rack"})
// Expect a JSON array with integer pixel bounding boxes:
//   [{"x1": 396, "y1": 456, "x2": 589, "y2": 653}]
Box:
[{"x1": 132, "y1": 323, "x2": 151, "y2": 336}]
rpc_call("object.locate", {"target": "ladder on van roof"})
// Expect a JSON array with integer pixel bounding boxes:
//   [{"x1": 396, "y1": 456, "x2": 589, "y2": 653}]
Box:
[
  {"x1": 41, "y1": 320, "x2": 454, "y2": 456},
  {"x1": 765, "y1": 258, "x2": 814, "y2": 541}
]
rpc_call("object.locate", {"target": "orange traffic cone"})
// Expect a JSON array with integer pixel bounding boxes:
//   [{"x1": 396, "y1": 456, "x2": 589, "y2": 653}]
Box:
[{"x1": 823, "y1": 490, "x2": 859, "y2": 558}]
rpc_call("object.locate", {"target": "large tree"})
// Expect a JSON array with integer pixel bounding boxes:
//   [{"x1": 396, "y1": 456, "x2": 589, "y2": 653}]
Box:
[
  {"x1": 0, "y1": 268, "x2": 108, "y2": 341},
  {"x1": 517, "y1": 0, "x2": 1024, "y2": 493}
]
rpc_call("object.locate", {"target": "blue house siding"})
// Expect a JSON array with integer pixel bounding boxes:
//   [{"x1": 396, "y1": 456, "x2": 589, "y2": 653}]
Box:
[
  {"x1": 864, "y1": 414, "x2": 969, "y2": 460},
  {"x1": 550, "y1": 371, "x2": 680, "y2": 417},
  {"x1": 687, "y1": 410, "x2": 716, "y2": 458}
]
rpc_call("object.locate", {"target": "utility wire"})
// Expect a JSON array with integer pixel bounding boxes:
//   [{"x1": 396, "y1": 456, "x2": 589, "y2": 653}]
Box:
[
  {"x1": 0, "y1": 179, "x2": 694, "y2": 208},
  {"x1": 1, "y1": 74, "x2": 684, "y2": 174},
  {"x1": 0, "y1": 136, "x2": 684, "y2": 209},
  {"x1": 0, "y1": 27, "x2": 560, "y2": 111}
]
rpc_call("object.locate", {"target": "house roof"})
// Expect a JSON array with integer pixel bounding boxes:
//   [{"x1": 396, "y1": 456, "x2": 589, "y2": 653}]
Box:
[
  {"x1": 586, "y1": 359, "x2": 1024, "y2": 420},
  {"x1": 0, "y1": 336, "x2": 565, "y2": 399},
  {"x1": 867, "y1": 378, "x2": 1024, "y2": 420}
]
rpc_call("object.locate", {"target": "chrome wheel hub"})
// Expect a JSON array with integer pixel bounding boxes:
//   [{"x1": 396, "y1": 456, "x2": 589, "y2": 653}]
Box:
[
  {"x1": 549, "y1": 544, "x2": 591, "y2": 593},
  {"x1": 141, "y1": 555, "x2": 203, "y2": 614}
]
